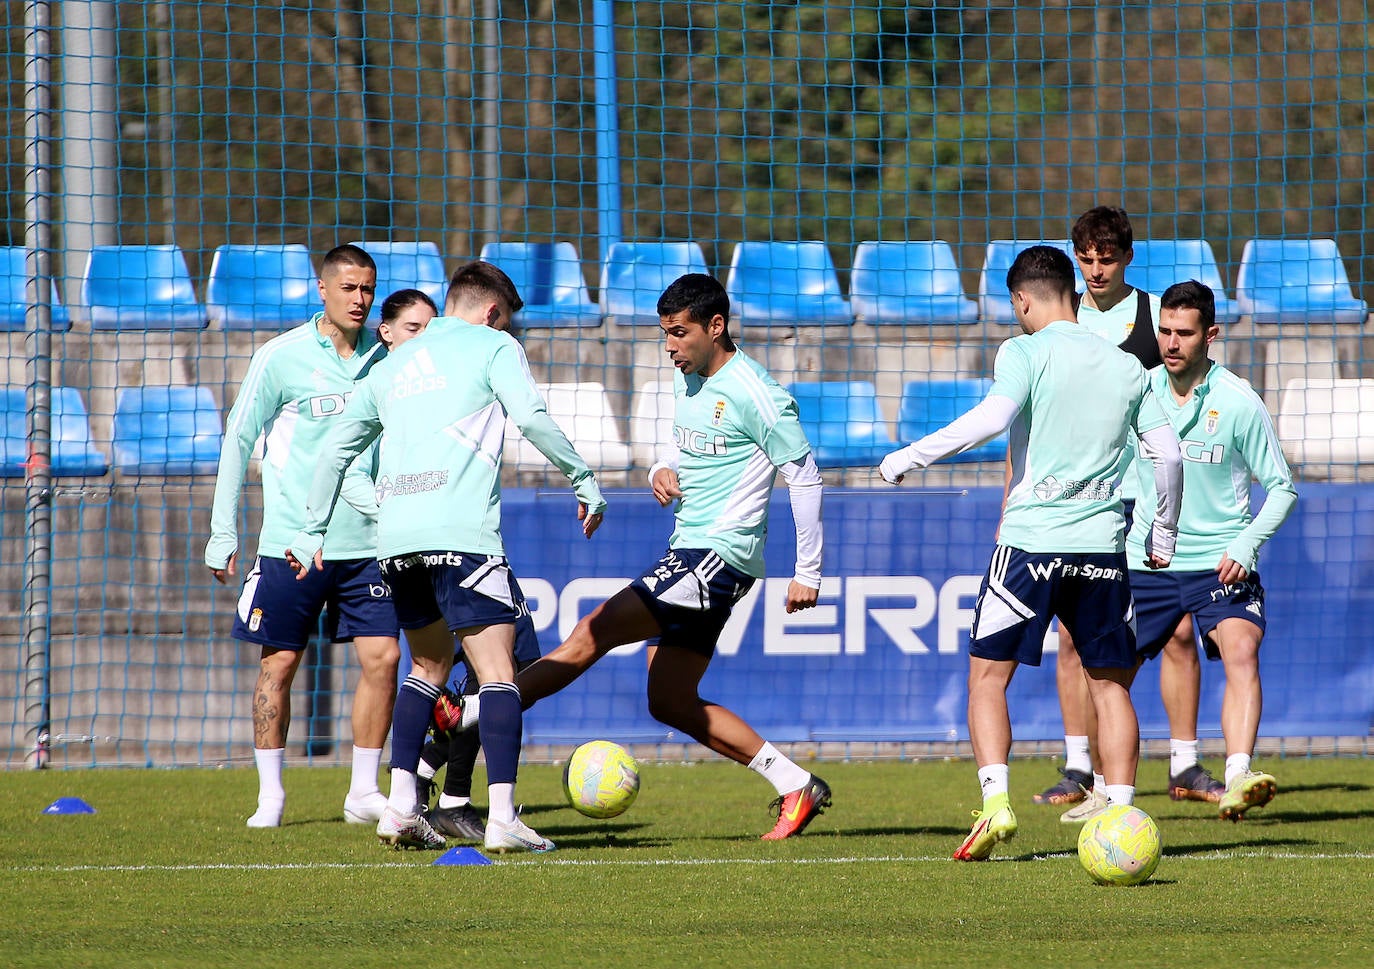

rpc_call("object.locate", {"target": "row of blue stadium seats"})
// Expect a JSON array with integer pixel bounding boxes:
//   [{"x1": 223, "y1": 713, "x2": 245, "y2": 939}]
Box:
[
  {"x1": 0, "y1": 386, "x2": 221, "y2": 477},
  {"x1": 790, "y1": 379, "x2": 1005, "y2": 468},
  {"x1": 2, "y1": 377, "x2": 1005, "y2": 479},
  {"x1": 1, "y1": 237, "x2": 1367, "y2": 332},
  {"x1": 15, "y1": 375, "x2": 1368, "y2": 479}
]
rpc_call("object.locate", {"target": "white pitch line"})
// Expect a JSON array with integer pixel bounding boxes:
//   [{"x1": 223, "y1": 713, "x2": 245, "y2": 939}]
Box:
[{"x1": 12, "y1": 848, "x2": 1374, "y2": 874}]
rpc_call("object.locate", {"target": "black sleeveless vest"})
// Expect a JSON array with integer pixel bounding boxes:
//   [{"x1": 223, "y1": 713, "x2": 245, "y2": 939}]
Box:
[{"x1": 1072, "y1": 288, "x2": 1161, "y2": 369}]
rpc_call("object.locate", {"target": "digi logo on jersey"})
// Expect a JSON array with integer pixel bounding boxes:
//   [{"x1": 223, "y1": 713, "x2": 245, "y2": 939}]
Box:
[
  {"x1": 674, "y1": 425, "x2": 727, "y2": 456},
  {"x1": 307, "y1": 392, "x2": 351, "y2": 417},
  {"x1": 1181, "y1": 440, "x2": 1226, "y2": 464},
  {"x1": 392, "y1": 348, "x2": 447, "y2": 398}
]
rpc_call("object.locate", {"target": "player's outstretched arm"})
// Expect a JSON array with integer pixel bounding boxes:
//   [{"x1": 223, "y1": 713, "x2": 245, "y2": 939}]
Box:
[
  {"x1": 206, "y1": 350, "x2": 283, "y2": 579},
  {"x1": 778, "y1": 452, "x2": 823, "y2": 613},
  {"x1": 491, "y1": 340, "x2": 608, "y2": 531},
  {"x1": 1136, "y1": 419, "x2": 1183, "y2": 569},
  {"x1": 1222, "y1": 407, "x2": 1298, "y2": 577},
  {"x1": 879, "y1": 394, "x2": 1019, "y2": 484}
]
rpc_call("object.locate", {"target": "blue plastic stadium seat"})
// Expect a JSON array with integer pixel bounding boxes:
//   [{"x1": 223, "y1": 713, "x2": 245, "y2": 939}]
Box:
[
  {"x1": 726, "y1": 241, "x2": 851, "y2": 326},
  {"x1": 81, "y1": 245, "x2": 206, "y2": 330},
  {"x1": 204, "y1": 243, "x2": 317, "y2": 330},
  {"x1": 354, "y1": 240, "x2": 447, "y2": 309},
  {"x1": 1129, "y1": 239, "x2": 1240, "y2": 324},
  {"x1": 479, "y1": 241, "x2": 601, "y2": 328},
  {"x1": 600, "y1": 241, "x2": 710, "y2": 323},
  {"x1": 112, "y1": 386, "x2": 223, "y2": 476},
  {"x1": 0, "y1": 386, "x2": 108, "y2": 476},
  {"x1": 978, "y1": 240, "x2": 1078, "y2": 323},
  {"x1": 0, "y1": 247, "x2": 71, "y2": 331},
  {"x1": 788, "y1": 380, "x2": 894, "y2": 468},
  {"x1": 898, "y1": 378, "x2": 1006, "y2": 463},
  {"x1": 1235, "y1": 238, "x2": 1369, "y2": 325},
  {"x1": 850, "y1": 241, "x2": 979, "y2": 325}
]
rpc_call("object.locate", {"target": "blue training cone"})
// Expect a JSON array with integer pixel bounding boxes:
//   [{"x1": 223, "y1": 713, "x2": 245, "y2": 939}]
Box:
[
  {"x1": 43, "y1": 797, "x2": 96, "y2": 815},
  {"x1": 432, "y1": 846, "x2": 492, "y2": 866}
]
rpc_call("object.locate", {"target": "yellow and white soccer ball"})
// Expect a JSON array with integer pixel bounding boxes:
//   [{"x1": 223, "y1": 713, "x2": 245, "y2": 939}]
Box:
[
  {"x1": 562, "y1": 740, "x2": 641, "y2": 819},
  {"x1": 1077, "y1": 804, "x2": 1162, "y2": 886}
]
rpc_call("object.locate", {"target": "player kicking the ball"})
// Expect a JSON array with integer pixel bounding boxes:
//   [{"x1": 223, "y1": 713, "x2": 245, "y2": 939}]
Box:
[
  {"x1": 879, "y1": 246, "x2": 1183, "y2": 861},
  {"x1": 291, "y1": 261, "x2": 606, "y2": 853},
  {"x1": 451, "y1": 272, "x2": 831, "y2": 840}
]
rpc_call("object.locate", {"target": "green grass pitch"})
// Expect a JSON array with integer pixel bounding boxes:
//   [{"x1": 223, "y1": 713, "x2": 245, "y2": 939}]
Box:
[{"x1": 4, "y1": 756, "x2": 1373, "y2": 968}]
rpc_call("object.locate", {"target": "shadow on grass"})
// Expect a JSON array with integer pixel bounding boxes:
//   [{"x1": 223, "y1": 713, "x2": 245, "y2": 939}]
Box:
[
  {"x1": 1160, "y1": 805, "x2": 1374, "y2": 825},
  {"x1": 517, "y1": 819, "x2": 667, "y2": 849},
  {"x1": 684, "y1": 823, "x2": 970, "y2": 844},
  {"x1": 1164, "y1": 835, "x2": 1316, "y2": 855},
  {"x1": 1273, "y1": 781, "x2": 1371, "y2": 794},
  {"x1": 1240, "y1": 807, "x2": 1374, "y2": 823}
]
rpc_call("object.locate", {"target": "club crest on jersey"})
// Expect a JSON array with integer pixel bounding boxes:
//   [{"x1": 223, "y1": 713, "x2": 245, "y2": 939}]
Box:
[
  {"x1": 1206, "y1": 409, "x2": 1219, "y2": 434},
  {"x1": 248, "y1": 608, "x2": 263, "y2": 632},
  {"x1": 712, "y1": 399, "x2": 726, "y2": 426}
]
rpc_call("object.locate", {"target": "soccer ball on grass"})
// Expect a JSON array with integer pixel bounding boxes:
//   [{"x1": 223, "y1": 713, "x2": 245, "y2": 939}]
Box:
[
  {"x1": 1077, "y1": 804, "x2": 1162, "y2": 886},
  {"x1": 563, "y1": 740, "x2": 640, "y2": 819}
]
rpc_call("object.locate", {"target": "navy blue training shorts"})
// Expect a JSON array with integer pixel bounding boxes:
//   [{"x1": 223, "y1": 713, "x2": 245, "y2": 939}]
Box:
[
  {"x1": 970, "y1": 545, "x2": 1137, "y2": 669},
  {"x1": 232, "y1": 555, "x2": 398, "y2": 650},
  {"x1": 1130, "y1": 568, "x2": 1266, "y2": 660},
  {"x1": 378, "y1": 551, "x2": 525, "y2": 633},
  {"x1": 628, "y1": 548, "x2": 755, "y2": 657}
]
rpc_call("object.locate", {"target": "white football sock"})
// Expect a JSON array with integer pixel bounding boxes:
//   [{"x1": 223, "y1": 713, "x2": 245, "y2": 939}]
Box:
[
  {"x1": 1105, "y1": 784, "x2": 1135, "y2": 806},
  {"x1": 1064, "y1": 735, "x2": 1091, "y2": 775},
  {"x1": 487, "y1": 782, "x2": 515, "y2": 825},
  {"x1": 248, "y1": 747, "x2": 286, "y2": 827},
  {"x1": 1224, "y1": 753, "x2": 1252, "y2": 786},
  {"x1": 747, "y1": 742, "x2": 811, "y2": 796},
  {"x1": 349, "y1": 745, "x2": 383, "y2": 797},
  {"x1": 387, "y1": 768, "x2": 418, "y2": 816},
  {"x1": 254, "y1": 747, "x2": 285, "y2": 802},
  {"x1": 977, "y1": 763, "x2": 1010, "y2": 801},
  {"x1": 1169, "y1": 738, "x2": 1199, "y2": 777}
]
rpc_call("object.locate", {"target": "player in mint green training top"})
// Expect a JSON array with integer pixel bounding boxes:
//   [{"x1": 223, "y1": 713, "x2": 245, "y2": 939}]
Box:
[
  {"x1": 449, "y1": 272, "x2": 833, "y2": 841},
  {"x1": 1039, "y1": 205, "x2": 1171, "y2": 811},
  {"x1": 879, "y1": 245, "x2": 1184, "y2": 860},
  {"x1": 204, "y1": 243, "x2": 399, "y2": 830},
  {"x1": 290, "y1": 260, "x2": 606, "y2": 853},
  {"x1": 1124, "y1": 280, "x2": 1295, "y2": 822}
]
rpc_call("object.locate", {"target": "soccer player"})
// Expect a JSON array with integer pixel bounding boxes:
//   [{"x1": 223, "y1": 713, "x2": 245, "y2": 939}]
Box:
[
  {"x1": 375, "y1": 287, "x2": 438, "y2": 349},
  {"x1": 290, "y1": 260, "x2": 606, "y2": 853},
  {"x1": 1037, "y1": 206, "x2": 1229, "y2": 811},
  {"x1": 878, "y1": 245, "x2": 1184, "y2": 861},
  {"x1": 450, "y1": 272, "x2": 832, "y2": 840},
  {"x1": 1117, "y1": 280, "x2": 1293, "y2": 821},
  {"x1": 205, "y1": 243, "x2": 399, "y2": 829},
  {"x1": 372, "y1": 284, "x2": 541, "y2": 843}
]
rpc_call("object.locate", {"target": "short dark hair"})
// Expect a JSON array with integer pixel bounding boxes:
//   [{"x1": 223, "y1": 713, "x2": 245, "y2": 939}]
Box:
[
  {"x1": 1160, "y1": 279, "x2": 1216, "y2": 330},
  {"x1": 657, "y1": 273, "x2": 734, "y2": 350},
  {"x1": 321, "y1": 243, "x2": 376, "y2": 276},
  {"x1": 379, "y1": 288, "x2": 437, "y2": 324},
  {"x1": 446, "y1": 260, "x2": 524, "y2": 314},
  {"x1": 1006, "y1": 245, "x2": 1077, "y2": 301},
  {"x1": 1071, "y1": 206, "x2": 1134, "y2": 257},
  {"x1": 657, "y1": 272, "x2": 729, "y2": 324}
]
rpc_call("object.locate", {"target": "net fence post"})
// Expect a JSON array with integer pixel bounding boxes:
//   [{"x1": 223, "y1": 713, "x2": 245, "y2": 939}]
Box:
[{"x1": 22, "y1": 0, "x2": 56, "y2": 770}]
